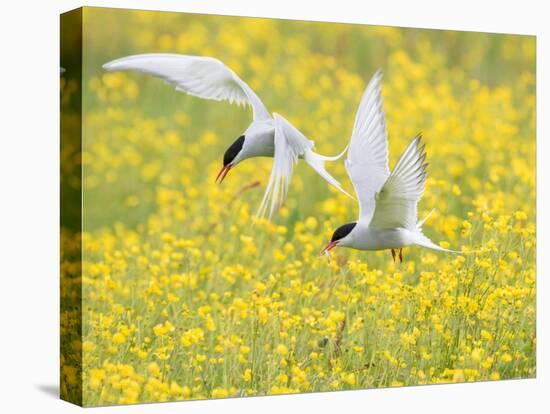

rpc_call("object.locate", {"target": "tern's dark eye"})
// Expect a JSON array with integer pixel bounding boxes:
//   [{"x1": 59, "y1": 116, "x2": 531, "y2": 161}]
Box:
[
  {"x1": 223, "y1": 135, "x2": 245, "y2": 166},
  {"x1": 331, "y1": 222, "x2": 357, "y2": 242}
]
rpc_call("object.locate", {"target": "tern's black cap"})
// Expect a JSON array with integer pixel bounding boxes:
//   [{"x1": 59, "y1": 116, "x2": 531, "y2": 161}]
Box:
[
  {"x1": 223, "y1": 135, "x2": 245, "y2": 166},
  {"x1": 331, "y1": 222, "x2": 357, "y2": 242}
]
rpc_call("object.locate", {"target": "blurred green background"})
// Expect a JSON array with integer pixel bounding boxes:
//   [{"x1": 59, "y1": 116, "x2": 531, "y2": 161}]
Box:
[{"x1": 79, "y1": 7, "x2": 535, "y2": 233}]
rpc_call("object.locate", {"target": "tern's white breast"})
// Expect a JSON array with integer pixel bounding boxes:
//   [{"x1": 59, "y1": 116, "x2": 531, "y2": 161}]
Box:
[
  {"x1": 242, "y1": 120, "x2": 276, "y2": 159},
  {"x1": 350, "y1": 225, "x2": 416, "y2": 251}
]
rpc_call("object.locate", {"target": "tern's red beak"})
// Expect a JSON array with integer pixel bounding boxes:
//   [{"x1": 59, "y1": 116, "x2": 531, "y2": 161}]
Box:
[
  {"x1": 215, "y1": 164, "x2": 232, "y2": 184},
  {"x1": 321, "y1": 240, "x2": 339, "y2": 255}
]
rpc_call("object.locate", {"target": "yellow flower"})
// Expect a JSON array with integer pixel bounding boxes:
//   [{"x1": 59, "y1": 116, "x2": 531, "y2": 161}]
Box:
[
  {"x1": 112, "y1": 332, "x2": 126, "y2": 344},
  {"x1": 275, "y1": 344, "x2": 289, "y2": 356},
  {"x1": 258, "y1": 306, "x2": 269, "y2": 324},
  {"x1": 343, "y1": 373, "x2": 356, "y2": 386},
  {"x1": 180, "y1": 328, "x2": 205, "y2": 347},
  {"x1": 515, "y1": 211, "x2": 527, "y2": 221},
  {"x1": 153, "y1": 321, "x2": 174, "y2": 337},
  {"x1": 112, "y1": 303, "x2": 125, "y2": 314},
  {"x1": 147, "y1": 362, "x2": 161, "y2": 377},
  {"x1": 305, "y1": 217, "x2": 318, "y2": 230},
  {"x1": 500, "y1": 353, "x2": 513, "y2": 363},
  {"x1": 89, "y1": 369, "x2": 105, "y2": 389},
  {"x1": 211, "y1": 388, "x2": 229, "y2": 398},
  {"x1": 206, "y1": 316, "x2": 216, "y2": 332},
  {"x1": 480, "y1": 330, "x2": 493, "y2": 342}
]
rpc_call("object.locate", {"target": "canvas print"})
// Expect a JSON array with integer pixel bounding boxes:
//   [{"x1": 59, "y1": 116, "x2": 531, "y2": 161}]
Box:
[{"x1": 60, "y1": 6, "x2": 536, "y2": 407}]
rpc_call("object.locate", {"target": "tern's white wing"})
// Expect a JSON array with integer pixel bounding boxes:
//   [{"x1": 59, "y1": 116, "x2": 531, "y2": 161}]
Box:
[
  {"x1": 369, "y1": 134, "x2": 427, "y2": 230},
  {"x1": 103, "y1": 53, "x2": 271, "y2": 121},
  {"x1": 344, "y1": 70, "x2": 390, "y2": 224},
  {"x1": 256, "y1": 113, "x2": 350, "y2": 219},
  {"x1": 256, "y1": 113, "x2": 314, "y2": 219}
]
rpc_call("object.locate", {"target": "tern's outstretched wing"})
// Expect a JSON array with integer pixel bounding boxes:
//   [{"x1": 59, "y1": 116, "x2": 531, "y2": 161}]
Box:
[
  {"x1": 256, "y1": 113, "x2": 350, "y2": 219},
  {"x1": 256, "y1": 113, "x2": 313, "y2": 219},
  {"x1": 103, "y1": 53, "x2": 271, "y2": 121},
  {"x1": 344, "y1": 70, "x2": 390, "y2": 224},
  {"x1": 369, "y1": 134, "x2": 427, "y2": 230}
]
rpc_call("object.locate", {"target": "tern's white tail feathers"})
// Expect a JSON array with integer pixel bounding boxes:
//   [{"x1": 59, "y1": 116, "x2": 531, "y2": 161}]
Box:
[
  {"x1": 303, "y1": 150, "x2": 353, "y2": 199},
  {"x1": 414, "y1": 209, "x2": 461, "y2": 253},
  {"x1": 319, "y1": 144, "x2": 349, "y2": 162},
  {"x1": 413, "y1": 231, "x2": 460, "y2": 253},
  {"x1": 417, "y1": 208, "x2": 435, "y2": 229}
]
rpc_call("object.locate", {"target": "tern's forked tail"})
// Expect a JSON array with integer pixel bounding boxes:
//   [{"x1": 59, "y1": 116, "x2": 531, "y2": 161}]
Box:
[
  {"x1": 414, "y1": 230, "x2": 462, "y2": 254},
  {"x1": 414, "y1": 209, "x2": 461, "y2": 253},
  {"x1": 412, "y1": 231, "x2": 461, "y2": 253},
  {"x1": 303, "y1": 149, "x2": 353, "y2": 199}
]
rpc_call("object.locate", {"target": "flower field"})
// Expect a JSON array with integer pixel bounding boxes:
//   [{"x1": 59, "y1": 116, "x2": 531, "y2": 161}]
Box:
[{"x1": 61, "y1": 8, "x2": 536, "y2": 406}]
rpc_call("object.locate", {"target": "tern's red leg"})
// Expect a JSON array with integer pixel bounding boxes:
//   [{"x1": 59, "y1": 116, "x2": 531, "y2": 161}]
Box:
[
  {"x1": 399, "y1": 248, "x2": 403, "y2": 263},
  {"x1": 391, "y1": 249, "x2": 396, "y2": 263}
]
